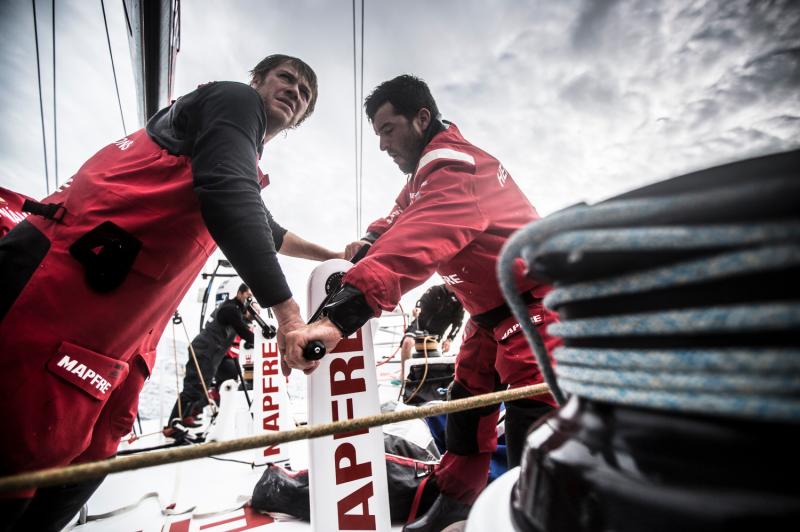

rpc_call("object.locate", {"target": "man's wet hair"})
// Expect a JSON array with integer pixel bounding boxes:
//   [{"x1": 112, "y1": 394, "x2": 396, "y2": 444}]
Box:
[
  {"x1": 364, "y1": 75, "x2": 440, "y2": 122},
  {"x1": 237, "y1": 283, "x2": 249, "y2": 294},
  {"x1": 250, "y1": 54, "x2": 318, "y2": 125}
]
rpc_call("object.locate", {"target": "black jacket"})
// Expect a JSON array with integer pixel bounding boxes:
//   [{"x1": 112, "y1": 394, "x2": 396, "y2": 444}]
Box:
[
  {"x1": 191, "y1": 297, "x2": 254, "y2": 357},
  {"x1": 407, "y1": 285, "x2": 464, "y2": 341},
  {"x1": 147, "y1": 81, "x2": 290, "y2": 307}
]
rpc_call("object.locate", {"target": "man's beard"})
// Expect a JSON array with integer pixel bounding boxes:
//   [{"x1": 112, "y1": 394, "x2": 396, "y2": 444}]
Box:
[
  {"x1": 398, "y1": 140, "x2": 425, "y2": 174},
  {"x1": 398, "y1": 158, "x2": 415, "y2": 174}
]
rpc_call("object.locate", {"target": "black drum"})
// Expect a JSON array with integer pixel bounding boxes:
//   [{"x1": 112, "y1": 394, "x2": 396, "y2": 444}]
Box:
[{"x1": 497, "y1": 149, "x2": 800, "y2": 531}]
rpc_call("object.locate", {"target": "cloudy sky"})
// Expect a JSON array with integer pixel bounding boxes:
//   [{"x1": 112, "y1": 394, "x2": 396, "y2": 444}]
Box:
[{"x1": 1, "y1": 0, "x2": 798, "y2": 341}]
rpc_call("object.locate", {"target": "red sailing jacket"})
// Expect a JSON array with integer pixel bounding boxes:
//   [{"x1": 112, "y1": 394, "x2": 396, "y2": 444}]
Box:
[
  {"x1": 0, "y1": 129, "x2": 269, "y2": 474},
  {"x1": 0, "y1": 186, "x2": 32, "y2": 237},
  {"x1": 344, "y1": 123, "x2": 547, "y2": 317}
]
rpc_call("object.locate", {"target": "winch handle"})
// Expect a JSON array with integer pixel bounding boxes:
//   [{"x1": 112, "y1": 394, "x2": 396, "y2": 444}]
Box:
[{"x1": 302, "y1": 243, "x2": 371, "y2": 360}]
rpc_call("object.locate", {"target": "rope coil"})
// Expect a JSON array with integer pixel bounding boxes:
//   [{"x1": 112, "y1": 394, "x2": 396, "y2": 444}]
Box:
[
  {"x1": 544, "y1": 244, "x2": 800, "y2": 308},
  {"x1": 548, "y1": 302, "x2": 800, "y2": 337},
  {"x1": 497, "y1": 148, "x2": 800, "y2": 420}
]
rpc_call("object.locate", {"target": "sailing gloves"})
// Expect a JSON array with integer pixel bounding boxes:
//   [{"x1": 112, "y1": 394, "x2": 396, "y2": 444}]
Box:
[{"x1": 322, "y1": 284, "x2": 375, "y2": 338}]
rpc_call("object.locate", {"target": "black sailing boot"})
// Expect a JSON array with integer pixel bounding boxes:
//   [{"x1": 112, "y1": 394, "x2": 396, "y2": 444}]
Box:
[{"x1": 402, "y1": 492, "x2": 471, "y2": 532}]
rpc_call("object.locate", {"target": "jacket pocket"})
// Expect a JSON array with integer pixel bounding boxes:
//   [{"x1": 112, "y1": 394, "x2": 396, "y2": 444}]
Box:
[{"x1": 46, "y1": 341, "x2": 130, "y2": 401}]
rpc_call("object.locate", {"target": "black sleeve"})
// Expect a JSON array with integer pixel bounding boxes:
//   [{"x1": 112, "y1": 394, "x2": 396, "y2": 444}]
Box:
[
  {"x1": 215, "y1": 303, "x2": 255, "y2": 344},
  {"x1": 190, "y1": 82, "x2": 292, "y2": 307},
  {"x1": 417, "y1": 287, "x2": 434, "y2": 312},
  {"x1": 362, "y1": 231, "x2": 380, "y2": 244},
  {"x1": 266, "y1": 208, "x2": 287, "y2": 251},
  {"x1": 447, "y1": 306, "x2": 465, "y2": 341}
]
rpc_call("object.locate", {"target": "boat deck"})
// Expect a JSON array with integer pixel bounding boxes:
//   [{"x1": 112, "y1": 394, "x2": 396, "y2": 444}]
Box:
[{"x1": 69, "y1": 370, "x2": 410, "y2": 531}]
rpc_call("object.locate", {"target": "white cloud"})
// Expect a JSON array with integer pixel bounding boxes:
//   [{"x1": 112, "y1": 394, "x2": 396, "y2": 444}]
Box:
[{"x1": 1, "y1": 0, "x2": 798, "y2": 340}]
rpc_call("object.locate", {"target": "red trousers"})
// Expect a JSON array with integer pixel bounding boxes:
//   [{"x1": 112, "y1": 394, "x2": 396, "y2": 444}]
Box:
[
  {"x1": 0, "y1": 129, "x2": 213, "y2": 498},
  {"x1": 435, "y1": 301, "x2": 560, "y2": 504}
]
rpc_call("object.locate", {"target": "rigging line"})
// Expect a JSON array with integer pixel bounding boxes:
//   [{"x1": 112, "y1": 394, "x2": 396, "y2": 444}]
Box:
[
  {"x1": 100, "y1": 0, "x2": 127, "y2": 136},
  {"x1": 358, "y1": 0, "x2": 365, "y2": 239},
  {"x1": 0, "y1": 383, "x2": 551, "y2": 492},
  {"x1": 52, "y1": 0, "x2": 59, "y2": 188},
  {"x1": 32, "y1": 0, "x2": 50, "y2": 195},
  {"x1": 352, "y1": 0, "x2": 359, "y2": 238},
  {"x1": 172, "y1": 315, "x2": 182, "y2": 419}
]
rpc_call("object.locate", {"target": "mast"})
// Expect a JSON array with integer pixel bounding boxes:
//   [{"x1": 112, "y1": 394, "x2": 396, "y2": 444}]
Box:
[{"x1": 123, "y1": 0, "x2": 180, "y2": 127}]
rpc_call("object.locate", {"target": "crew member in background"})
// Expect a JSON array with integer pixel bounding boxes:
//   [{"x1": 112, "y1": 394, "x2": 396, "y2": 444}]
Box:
[
  {"x1": 400, "y1": 283, "x2": 464, "y2": 378},
  {"x1": 284, "y1": 75, "x2": 560, "y2": 532},
  {"x1": 0, "y1": 54, "x2": 340, "y2": 531},
  {"x1": 214, "y1": 334, "x2": 246, "y2": 395},
  {"x1": 165, "y1": 283, "x2": 255, "y2": 435},
  {"x1": 404, "y1": 283, "x2": 464, "y2": 354}
]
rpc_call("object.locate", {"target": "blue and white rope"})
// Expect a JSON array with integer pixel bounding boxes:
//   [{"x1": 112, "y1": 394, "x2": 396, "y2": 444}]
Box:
[
  {"x1": 555, "y1": 366, "x2": 799, "y2": 396},
  {"x1": 556, "y1": 348, "x2": 800, "y2": 418},
  {"x1": 497, "y1": 173, "x2": 799, "y2": 418},
  {"x1": 548, "y1": 302, "x2": 800, "y2": 338},
  {"x1": 536, "y1": 223, "x2": 800, "y2": 256},
  {"x1": 558, "y1": 381, "x2": 800, "y2": 420},
  {"x1": 544, "y1": 244, "x2": 800, "y2": 308},
  {"x1": 556, "y1": 347, "x2": 800, "y2": 372}
]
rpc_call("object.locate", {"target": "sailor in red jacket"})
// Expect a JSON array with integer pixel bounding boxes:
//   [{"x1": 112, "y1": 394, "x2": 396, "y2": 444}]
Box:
[
  {"x1": 0, "y1": 55, "x2": 340, "y2": 531},
  {"x1": 284, "y1": 75, "x2": 560, "y2": 532}
]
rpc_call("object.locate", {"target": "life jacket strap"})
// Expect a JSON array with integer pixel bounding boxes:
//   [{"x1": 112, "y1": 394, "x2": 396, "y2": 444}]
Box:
[{"x1": 22, "y1": 199, "x2": 68, "y2": 223}]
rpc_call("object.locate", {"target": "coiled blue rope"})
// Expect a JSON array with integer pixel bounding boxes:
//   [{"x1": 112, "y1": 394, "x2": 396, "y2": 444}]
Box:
[
  {"x1": 545, "y1": 244, "x2": 800, "y2": 308},
  {"x1": 497, "y1": 171, "x2": 799, "y2": 419},
  {"x1": 549, "y1": 302, "x2": 800, "y2": 337}
]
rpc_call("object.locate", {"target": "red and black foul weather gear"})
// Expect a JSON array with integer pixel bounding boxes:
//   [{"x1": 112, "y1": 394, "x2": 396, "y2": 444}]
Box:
[
  {"x1": 0, "y1": 82, "x2": 287, "y2": 503},
  {"x1": 329, "y1": 122, "x2": 560, "y2": 504}
]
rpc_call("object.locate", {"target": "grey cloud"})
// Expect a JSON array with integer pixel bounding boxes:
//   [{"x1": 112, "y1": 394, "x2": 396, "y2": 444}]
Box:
[
  {"x1": 754, "y1": 114, "x2": 800, "y2": 136},
  {"x1": 742, "y1": 47, "x2": 800, "y2": 90},
  {"x1": 684, "y1": 98, "x2": 723, "y2": 128},
  {"x1": 3, "y1": 0, "x2": 800, "y2": 221},
  {"x1": 681, "y1": 126, "x2": 791, "y2": 162},
  {"x1": 559, "y1": 71, "x2": 620, "y2": 111},
  {"x1": 571, "y1": 0, "x2": 621, "y2": 51},
  {"x1": 692, "y1": 46, "x2": 800, "y2": 126}
]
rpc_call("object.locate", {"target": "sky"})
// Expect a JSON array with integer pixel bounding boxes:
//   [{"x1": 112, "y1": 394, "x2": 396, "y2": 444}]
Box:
[{"x1": 1, "y1": 0, "x2": 799, "y2": 344}]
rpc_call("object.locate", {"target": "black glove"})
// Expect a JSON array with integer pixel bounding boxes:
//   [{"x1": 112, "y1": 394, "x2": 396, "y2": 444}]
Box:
[
  {"x1": 243, "y1": 341, "x2": 254, "y2": 350},
  {"x1": 324, "y1": 284, "x2": 375, "y2": 337}
]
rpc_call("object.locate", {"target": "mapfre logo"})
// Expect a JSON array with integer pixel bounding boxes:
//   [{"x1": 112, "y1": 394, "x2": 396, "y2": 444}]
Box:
[
  {"x1": 46, "y1": 343, "x2": 129, "y2": 400},
  {"x1": 441, "y1": 274, "x2": 463, "y2": 286},
  {"x1": 497, "y1": 164, "x2": 508, "y2": 187},
  {"x1": 54, "y1": 355, "x2": 114, "y2": 394},
  {"x1": 384, "y1": 206, "x2": 402, "y2": 226},
  {"x1": 114, "y1": 137, "x2": 134, "y2": 151},
  {"x1": 0, "y1": 207, "x2": 27, "y2": 225},
  {"x1": 500, "y1": 313, "x2": 544, "y2": 340}
]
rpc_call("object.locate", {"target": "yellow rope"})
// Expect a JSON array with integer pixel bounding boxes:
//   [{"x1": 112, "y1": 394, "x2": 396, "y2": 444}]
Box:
[
  {"x1": 0, "y1": 383, "x2": 549, "y2": 493},
  {"x1": 403, "y1": 334, "x2": 434, "y2": 404}
]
